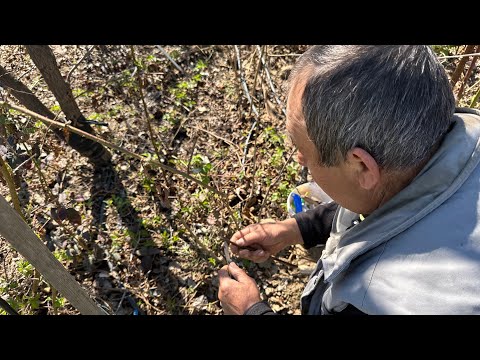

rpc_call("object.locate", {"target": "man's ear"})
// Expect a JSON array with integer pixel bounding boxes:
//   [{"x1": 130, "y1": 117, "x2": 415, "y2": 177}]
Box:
[{"x1": 346, "y1": 147, "x2": 380, "y2": 190}]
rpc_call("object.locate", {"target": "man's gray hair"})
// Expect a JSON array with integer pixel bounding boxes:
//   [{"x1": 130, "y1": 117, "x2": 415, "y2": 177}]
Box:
[{"x1": 290, "y1": 45, "x2": 455, "y2": 170}]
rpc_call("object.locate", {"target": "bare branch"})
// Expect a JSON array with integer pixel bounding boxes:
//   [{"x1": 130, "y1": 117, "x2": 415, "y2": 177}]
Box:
[
  {"x1": 25, "y1": 45, "x2": 83, "y2": 121},
  {"x1": 156, "y1": 45, "x2": 184, "y2": 73},
  {"x1": 234, "y1": 46, "x2": 261, "y2": 172},
  {"x1": 234, "y1": 45, "x2": 258, "y2": 117},
  {"x1": 470, "y1": 83, "x2": 480, "y2": 108},
  {"x1": 438, "y1": 52, "x2": 480, "y2": 59},
  {"x1": 130, "y1": 45, "x2": 170, "y2": 185},
  {"x1": 0, "y1": 155, "x2": 25, "y2": 221},
  {"x1": 0, "y1": 101, "x2": 228, "y2": 198},
  {"x1": 257, "y1": 148, "x2": 296, "y2": 218},
  {"x1": 451, "y1": 45, "x2": 476, "y2": 88},
  {"x1": 456, "y1": 45, "x2": 480, "y2": 102},
  {"x1": 66, "y1": 45, "x2": 95, "y2": 84},
  {"x1": 242, "y1": 121, "x2": 257, "y2": 169},
  {"x1": 256, "y1": 45, "x2": 286, "y2": 117},
  {"x1": 249, "y1": 45, "x2": 264, "y2": 118},
  {"x1": 190, "y1": 125, "x2": 243, "y2": 167},
  {"x1": 0, "y1": 296, "x2": 18, "y2": 315},
  {"x1": 268, "y1": 53, "x2": 302, "y2": 57}
]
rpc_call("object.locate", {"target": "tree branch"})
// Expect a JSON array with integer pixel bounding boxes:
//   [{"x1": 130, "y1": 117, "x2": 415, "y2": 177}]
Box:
[
  {"x1": 0, "y1": 101, "x2": 228, "y2": 198},
  {"x1": 256, "y1": 45, "x2": 286, "y2": 117},
  {"x1": 25, "y1": 45, "x2": 83, "y2": 122},
  {"x1": 0, "y1": 61, "x2": 111, "y2": 167},
  {"x1": 450, "y1": 45, "x2": 476, "y2": 89},
  {"x1": 0, "y1": 65, "x2": 56, "y2": 119},
  {"x1": 66, "y1": 45, "x2": 95, "y2": 84}
]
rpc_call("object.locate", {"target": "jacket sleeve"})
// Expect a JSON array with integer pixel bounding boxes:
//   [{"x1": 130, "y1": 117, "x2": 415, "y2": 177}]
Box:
[
  {"x1": 244, "y1": 301, "x2": 277, "y2": 315},
  {"x1": 293, "y1": 202, "x2": 338, "y2": 249},
  {"x1": 244, "y1": 203, "x2": 339, "y2": 316}
]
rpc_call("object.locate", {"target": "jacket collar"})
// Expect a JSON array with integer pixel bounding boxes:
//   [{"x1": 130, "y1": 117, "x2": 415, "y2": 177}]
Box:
[{"x1": 322, "y1": 109, "x2": 480, "y2": 282}]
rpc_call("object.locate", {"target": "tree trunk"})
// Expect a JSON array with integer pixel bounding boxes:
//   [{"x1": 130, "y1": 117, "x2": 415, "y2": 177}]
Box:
[
  {"x1": 0, "y1": 65, "x2": 56, "y2": 119},
  {"x1": 25, "y1": 46, "x2": 83, "y2": 122},
  {"x1": 450, "y1": 45, "x2": 476, "y2": 88},
  {"x1": 0, "y1": 49, "x2": 111, "y2": 167}
]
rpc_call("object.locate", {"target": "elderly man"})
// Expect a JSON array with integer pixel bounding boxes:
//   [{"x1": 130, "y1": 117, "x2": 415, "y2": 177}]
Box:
[{"x1": 218, "y1": 45, "x2": 480, "y2": 315}]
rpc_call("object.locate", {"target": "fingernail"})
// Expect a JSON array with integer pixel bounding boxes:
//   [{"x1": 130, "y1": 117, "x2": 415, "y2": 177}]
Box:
[
  {"x1": 236, "y1": 239, "x2": 245, "y2": 246},
  {"x1": 256, "y1": 250, "x2": 264, "y2": 256}
]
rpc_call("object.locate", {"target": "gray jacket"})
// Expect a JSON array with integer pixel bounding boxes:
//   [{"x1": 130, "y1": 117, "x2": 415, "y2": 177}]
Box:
[{"x1": 301, "y1": 108, "x2": 480, "y2": 315}]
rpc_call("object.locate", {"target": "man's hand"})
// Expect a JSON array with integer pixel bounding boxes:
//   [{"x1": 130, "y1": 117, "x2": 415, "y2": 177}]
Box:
[
  {"x1": 230, "y1": 218, "x2": 303, "y2": 263},
  {"x1": 218, "y1": 262, "x2": 261, "y2": 315}
]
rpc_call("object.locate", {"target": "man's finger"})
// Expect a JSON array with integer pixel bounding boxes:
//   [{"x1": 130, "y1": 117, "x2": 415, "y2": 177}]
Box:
[
  {"x1": 230, "y1": 224, "x2": 266, "y2": 247},
  {"x1": 230, "y1": 244, "x2": 239, "y2": 254},
  {"x1": 238, "y1": 248, "x2": 269, "y2": 262},
  {"x1": 218, "y1": 266, "x2": 232, "y2": 283},
  {"x1": 227, "y1": 262, "x2": 251, "y2": 283},
  {"x1": 230, "y1": 225, "x2": 255, "y2": 245},
  {"x1": 232, "y1": 242, "x2": 263, "y2": 255}
]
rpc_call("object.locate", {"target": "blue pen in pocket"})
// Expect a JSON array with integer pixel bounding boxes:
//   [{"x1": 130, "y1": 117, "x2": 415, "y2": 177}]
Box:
[{"x1": 292, "y1": 193, "x2": 304, "y2": 213}]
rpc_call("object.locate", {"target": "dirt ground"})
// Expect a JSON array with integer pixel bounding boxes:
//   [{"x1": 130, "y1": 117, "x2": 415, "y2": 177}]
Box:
[
  {"x1": 0, "y1": 45, "x2": 477, "y2": 315},
  {"x1": 0, "y1": 45, "x2": 321, "y2": 315}
]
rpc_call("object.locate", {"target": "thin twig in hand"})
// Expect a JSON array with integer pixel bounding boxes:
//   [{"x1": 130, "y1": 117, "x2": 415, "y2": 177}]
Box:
[
  {"x1": 256, "y1": 45, "x2": 286, "y2": 117},
  {"x1": 66, "y1": 45, "x2": 95, "y2": 84},
  {"x1": 269, "y1": 255, "x2": 297, "y2": 268},
  {"x1": 225, "y1": 239, "x2": 297, "y2": 268},
  {"x1": 156, "y1": 45, "x2": 183, "y2": 73},
  {"x1": 223, "y1": 241, "x2": 232, "y2": 264}
]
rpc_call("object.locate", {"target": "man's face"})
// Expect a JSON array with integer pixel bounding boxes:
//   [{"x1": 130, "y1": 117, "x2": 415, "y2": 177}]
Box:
[{"x1": 286, "y1": 76, "x2": 360, "y2": 212}]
